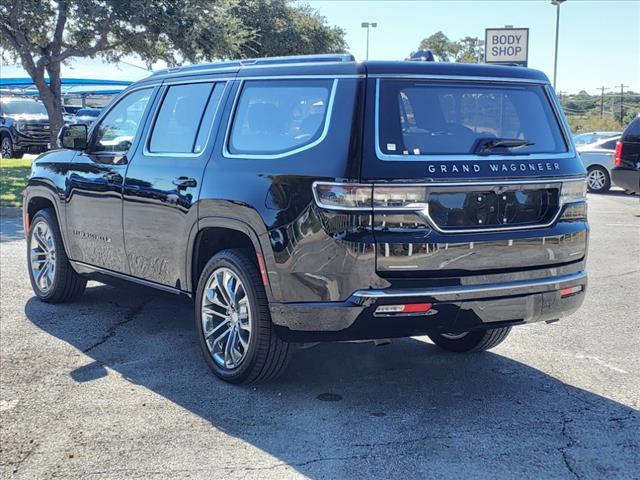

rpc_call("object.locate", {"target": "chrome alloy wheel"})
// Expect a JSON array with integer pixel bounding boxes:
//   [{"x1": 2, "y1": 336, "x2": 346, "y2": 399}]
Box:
[
  {"x1": 201, "y1": 267, "x2": 251, "y2": 369},
  {"x1": 30, "y1": 221, "x2": 56, "y2": 293},
  {"x1": 440, "y1": 332, "x2": 469, "y2": 340},
  {"x1": 587, "y1": 169, "x2": 607, "y2": 191}
]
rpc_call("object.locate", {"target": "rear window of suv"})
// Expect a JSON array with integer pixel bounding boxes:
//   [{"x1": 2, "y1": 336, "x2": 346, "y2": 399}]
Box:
[{"x1": 377, "y1": 80, "x2": 567, "y2": 157}]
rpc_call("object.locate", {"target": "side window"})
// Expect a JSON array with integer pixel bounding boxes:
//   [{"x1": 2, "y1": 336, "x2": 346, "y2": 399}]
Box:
[
  {"x1": 600, "y1": 139, "x2": 617, "y2": 150},
  {"x1": 228, "y1": 79, "x2": 333, "y2": 156},
  {"x1": 93, "y1": 89, "x2": 152, "y2": 153},
  {"x1": 149, "y1": 82, "x2": 224, "y2": 154}
]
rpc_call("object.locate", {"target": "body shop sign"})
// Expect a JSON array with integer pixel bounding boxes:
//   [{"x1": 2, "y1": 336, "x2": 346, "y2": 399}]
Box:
[{"x1": 484, "y1": 28, "x2": 529, "y2": 66}]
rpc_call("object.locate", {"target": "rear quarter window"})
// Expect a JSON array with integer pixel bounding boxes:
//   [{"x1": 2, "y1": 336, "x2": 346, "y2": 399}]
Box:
[
  {"x1": 227, "y1": 79, "x2": 334, "y2": 156},
  {"x1": 378, "y1": 80, "x2": 567, "y2": 157}
]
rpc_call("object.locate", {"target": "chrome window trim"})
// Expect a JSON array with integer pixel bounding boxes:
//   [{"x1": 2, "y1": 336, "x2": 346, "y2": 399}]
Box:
[
  {"x1": 223, "y1": 78, "x2": 338, "y2": 160},
  {"x1": 143, "y1": 81, "x2": 228, "y2": 158},
  {"x1": 235, "y1": 74, "x2": 363, "y2": 80},
  {"x1": 374, "y1": 78, "x2": 574, "y2": 162},
  {"x1": 368, "y1": 73, "x2": 550, "y2": 84}
]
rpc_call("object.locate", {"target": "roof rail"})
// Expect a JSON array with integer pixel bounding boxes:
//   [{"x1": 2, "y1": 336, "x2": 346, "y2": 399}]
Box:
[{"x1": 151, "y1": 54, "x2": 355, "y2": 77}]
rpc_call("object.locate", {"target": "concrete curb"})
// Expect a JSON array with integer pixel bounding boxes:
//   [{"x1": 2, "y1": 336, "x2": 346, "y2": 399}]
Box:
[{"x1": 0, "y1": 206, "x2": 22, "y2": 218}]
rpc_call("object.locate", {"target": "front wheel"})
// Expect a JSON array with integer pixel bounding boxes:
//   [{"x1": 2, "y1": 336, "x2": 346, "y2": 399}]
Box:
[
  {"x1": 27, "y1": 209, "x2": 86, "y2": 303},
  {"x1": 195, "y1": 249, "x2": 291, "y2": 384},
  {"x1": 1, "y1": 136, "x2": 22, "y2": 159},
  {"x1": 586, "y1": 166, "x2": 611, "y2": 193},
  {"x1": 428, "y1": 327, "x2": 512, "y2": 353}
]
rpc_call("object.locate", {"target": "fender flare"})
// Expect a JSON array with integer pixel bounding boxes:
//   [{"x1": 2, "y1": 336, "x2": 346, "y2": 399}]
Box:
[
  {"x1": 23, "y1": 185, "x2": 72, "y2": 258},
  {"x1": 187, "y1": 216, "x2": 280, "y2": 300}
]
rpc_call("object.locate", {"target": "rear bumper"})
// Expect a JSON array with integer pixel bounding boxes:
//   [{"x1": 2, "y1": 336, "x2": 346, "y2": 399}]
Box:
[
  {"x1": 612, "y1": 168, "x2": 640, "y2": 193},
  {"x1": 271, "y1": 271, "x2": 587, "y2": 341}
]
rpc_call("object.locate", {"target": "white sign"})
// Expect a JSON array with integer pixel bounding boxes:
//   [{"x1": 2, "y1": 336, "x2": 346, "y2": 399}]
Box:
[{"x1": 484, "y1": 28, "x2": 529, "y2": 66}]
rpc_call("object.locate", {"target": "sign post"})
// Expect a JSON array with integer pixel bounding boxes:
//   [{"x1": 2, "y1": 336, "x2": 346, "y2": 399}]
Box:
[{"x1": 484, "y1": 28, "x2": 529, "y2": 67}]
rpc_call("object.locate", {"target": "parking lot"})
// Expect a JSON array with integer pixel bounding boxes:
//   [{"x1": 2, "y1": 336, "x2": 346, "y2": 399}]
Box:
[{"x1": 0, "y1": 192, "x2": 638, "y2": 479}]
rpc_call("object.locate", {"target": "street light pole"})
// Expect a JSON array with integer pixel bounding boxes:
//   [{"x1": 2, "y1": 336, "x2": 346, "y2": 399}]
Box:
[
  {"x1": 361, "y1": 22, "x2": 377, "y2": 60},
  {"x1": 551, "y1": 0, "x2": 566, "y2": 90}
]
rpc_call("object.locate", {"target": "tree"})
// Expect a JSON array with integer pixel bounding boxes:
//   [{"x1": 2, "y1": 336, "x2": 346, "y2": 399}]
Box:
[
  {"x1": 0, "y1": 0, "x2": 347, "y2": 144},
  {"x1": 232, "y1": 1, "x2": 346, "y2": 57},
  {"x1": 455, "y1": 36, "x2": 483, "y2": 63},
  {"x1": 418, "y1": 31, "x2": 458, "y2": 62},
  {"x1": 416, "y1": 32, "x2": 484, "y2": 64}
]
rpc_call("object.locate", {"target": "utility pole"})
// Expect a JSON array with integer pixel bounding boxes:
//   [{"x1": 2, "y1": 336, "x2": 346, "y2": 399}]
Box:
[
  {"x1": 598, "y1": 86, "x2": 610, "y2": 119},
  {"x1": 551, "y1": 0, "x2": 567, "y2": 90},
  {"x1": 619, "y1": 84, "x2": 629, "y2": 124}
]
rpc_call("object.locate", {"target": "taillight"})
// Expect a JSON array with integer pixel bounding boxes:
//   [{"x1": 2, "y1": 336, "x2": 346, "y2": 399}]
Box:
[
  {"x1": 312, "y1": 182, "x2": 372, "y2": 210},
  {"x1": 614, "y1": 141, "x2": 624, "y2": 167}
]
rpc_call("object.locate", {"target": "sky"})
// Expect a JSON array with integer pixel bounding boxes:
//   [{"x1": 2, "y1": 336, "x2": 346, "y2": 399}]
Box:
[
  {"x1": 305, "y1": 0, "x2": 640, "y2": 94},
  {"x1": 2, "y1": 0, "x2": 638, "y2": 95}
]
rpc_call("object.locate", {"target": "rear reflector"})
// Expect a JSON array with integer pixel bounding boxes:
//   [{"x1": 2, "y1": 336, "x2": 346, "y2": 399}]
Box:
[
  {"x1": 375, "y1": 303, "x2": 432, "y2": 315},
  {"x1": 560, "y1": 285, "x2": 583, "y2": 298}
]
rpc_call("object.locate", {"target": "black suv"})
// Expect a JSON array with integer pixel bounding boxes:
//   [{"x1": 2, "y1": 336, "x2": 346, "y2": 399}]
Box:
[
  {"x1": 612, "y1": 115, "x2": 640, "y2": 194},
  {"x1": 23, "y1": 55, "x2": 589, "y2": 383},
  {"x1": 0, "y1": 96, "x2": 51, "y2": 158}
]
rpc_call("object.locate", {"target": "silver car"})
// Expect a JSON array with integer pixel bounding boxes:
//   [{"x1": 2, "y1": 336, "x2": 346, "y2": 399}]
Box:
[
  {"x1": 573, "y1": 131, "x2": 620, "y2": 147},
  {"x1": 578, "y1": 135, "x2": 620, "y2": 193}
]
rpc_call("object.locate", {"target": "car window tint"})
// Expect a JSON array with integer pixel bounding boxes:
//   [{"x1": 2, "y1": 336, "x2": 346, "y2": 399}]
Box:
[
  {"x1": 93, "y1": 89, "x2": 152, "y2": 153},
  {"x1": 379, "y1": 80, "x2": 567, "y2": 156},
  {"x1": 229, "y1": 79, "x2": 332, "y2": 155},
  {"x1": 193, "y1": 83, "x2": 225, "y2": 154},
  {"x1": 600, "y1": 139, "x2": 617, "y2": 150},
  {"x1": 149, "y1": 83, "x2": 215, "y2": 153}
]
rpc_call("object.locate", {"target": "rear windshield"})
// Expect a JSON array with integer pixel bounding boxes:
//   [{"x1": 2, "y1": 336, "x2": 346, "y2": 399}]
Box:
[{"x1": 378, "y1": 80, "x2": 567, "y2": 157}]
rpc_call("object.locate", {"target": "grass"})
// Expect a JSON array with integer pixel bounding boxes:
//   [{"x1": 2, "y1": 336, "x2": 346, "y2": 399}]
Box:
[{"x1": 0, "y1": 158, "x2": 32, "y2": 207}]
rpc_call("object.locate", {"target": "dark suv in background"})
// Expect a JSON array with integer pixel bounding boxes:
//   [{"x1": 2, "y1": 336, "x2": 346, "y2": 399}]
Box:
[
  {"x1": 612, "y1": 115, "x2": 640, "y2": 194},
  {"x1": 23, "y1": 55, "x2": 588, "y2": 383},
  {"x1": 0, "y1": 96, "x2": 50, "y2": 158}
]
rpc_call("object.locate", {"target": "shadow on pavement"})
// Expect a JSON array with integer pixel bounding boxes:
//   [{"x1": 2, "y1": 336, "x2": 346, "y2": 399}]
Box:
[
  {"x1": 0, "y1": 216, "x2": 24, "y2": 243},
  {"x1": 25, "y1": 283, "x2": 639, "y2": 478}
]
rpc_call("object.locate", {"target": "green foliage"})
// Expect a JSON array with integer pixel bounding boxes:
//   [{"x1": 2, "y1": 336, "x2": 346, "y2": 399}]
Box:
[
  {"x1": 233, "y1": 1, "x2": 347, "y2": 58},
  {"x1": 559, "y1": 91, "x2": 640, "y2": 133},
  {"x1": 0, "y1": 158, "x2": 31, "y2": 207},
  {"x1": 417, "y1": 31, "x2": 482, "y2": 63},
  {"x1": 0, "y1": 0, "x2": 347, "y2": 143}
]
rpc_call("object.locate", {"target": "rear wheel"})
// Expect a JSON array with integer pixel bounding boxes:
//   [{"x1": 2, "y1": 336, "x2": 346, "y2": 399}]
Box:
[
  {"x1": 27, "y1": 209, "x2": 86, "y2": 303},
  {"x1": 586, "y1": 166, "x2": 611, "y2": 193},
  {"x1": 428, "y1": 327, "x2": 512, "y2": 353},
  {"x1": 195, "y1": 249, "x2": 291, "y2": 384}
]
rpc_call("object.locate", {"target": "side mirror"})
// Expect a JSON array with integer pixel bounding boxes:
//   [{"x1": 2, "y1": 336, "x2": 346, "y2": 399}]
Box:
[{"x1": 58, "y1": 124, "x2": 88, "y2": 150}]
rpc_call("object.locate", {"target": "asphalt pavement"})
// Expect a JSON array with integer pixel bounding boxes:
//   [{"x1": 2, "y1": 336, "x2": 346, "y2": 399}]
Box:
[{"x1": 1, "y1": 192, "x2": 638, "y2": 479}]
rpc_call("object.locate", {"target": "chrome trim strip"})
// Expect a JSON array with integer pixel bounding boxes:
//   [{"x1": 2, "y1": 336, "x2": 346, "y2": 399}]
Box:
[
  {"x1": 351, "y1": 271, "x2": 587, "y2": 300},
  {"x1": 70, "y1": 260, "x2": 183, "y2": 295},
  {"x1": 373, "y1": 78, "x2": 575, "y2": 162},
  {"x1": 143, "y1": 81, "x2": 228, "y2": 158},
  {"x1": 368, "y1": 73, "x2": 549, "y2": 84},
  {"x1": 236, "y1": 74, "x2": 363, "y2": 80},
  {"x1": 222, "y1": 78, "x2": 338, "y2": 160}
]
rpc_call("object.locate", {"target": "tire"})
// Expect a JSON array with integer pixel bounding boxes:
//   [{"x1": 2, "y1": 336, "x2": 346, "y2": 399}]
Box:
[
  {"x1": 428, "y1": 327, "x2": 512, "y2": 353},
  {"x1": 195, "y1": 249, "x2": 291, "y2": 384},
  {"x1": 1, "y1": 136, "x2": 22, "y2": 159},
  {"x1": 586, "y1": 166, "x2": 611, "y2": 193},
  {"x1": 27, "y1": 208, "x2": 86, "y2": 303}
]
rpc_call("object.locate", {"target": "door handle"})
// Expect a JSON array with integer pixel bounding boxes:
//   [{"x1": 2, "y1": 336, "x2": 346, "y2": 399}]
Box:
[
  {"x1": 172, "y1": 176, "x2": 197, "y2": 189},
  {"x1": 104, "y1": 172, "x2": 123, "y2": 184}
]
